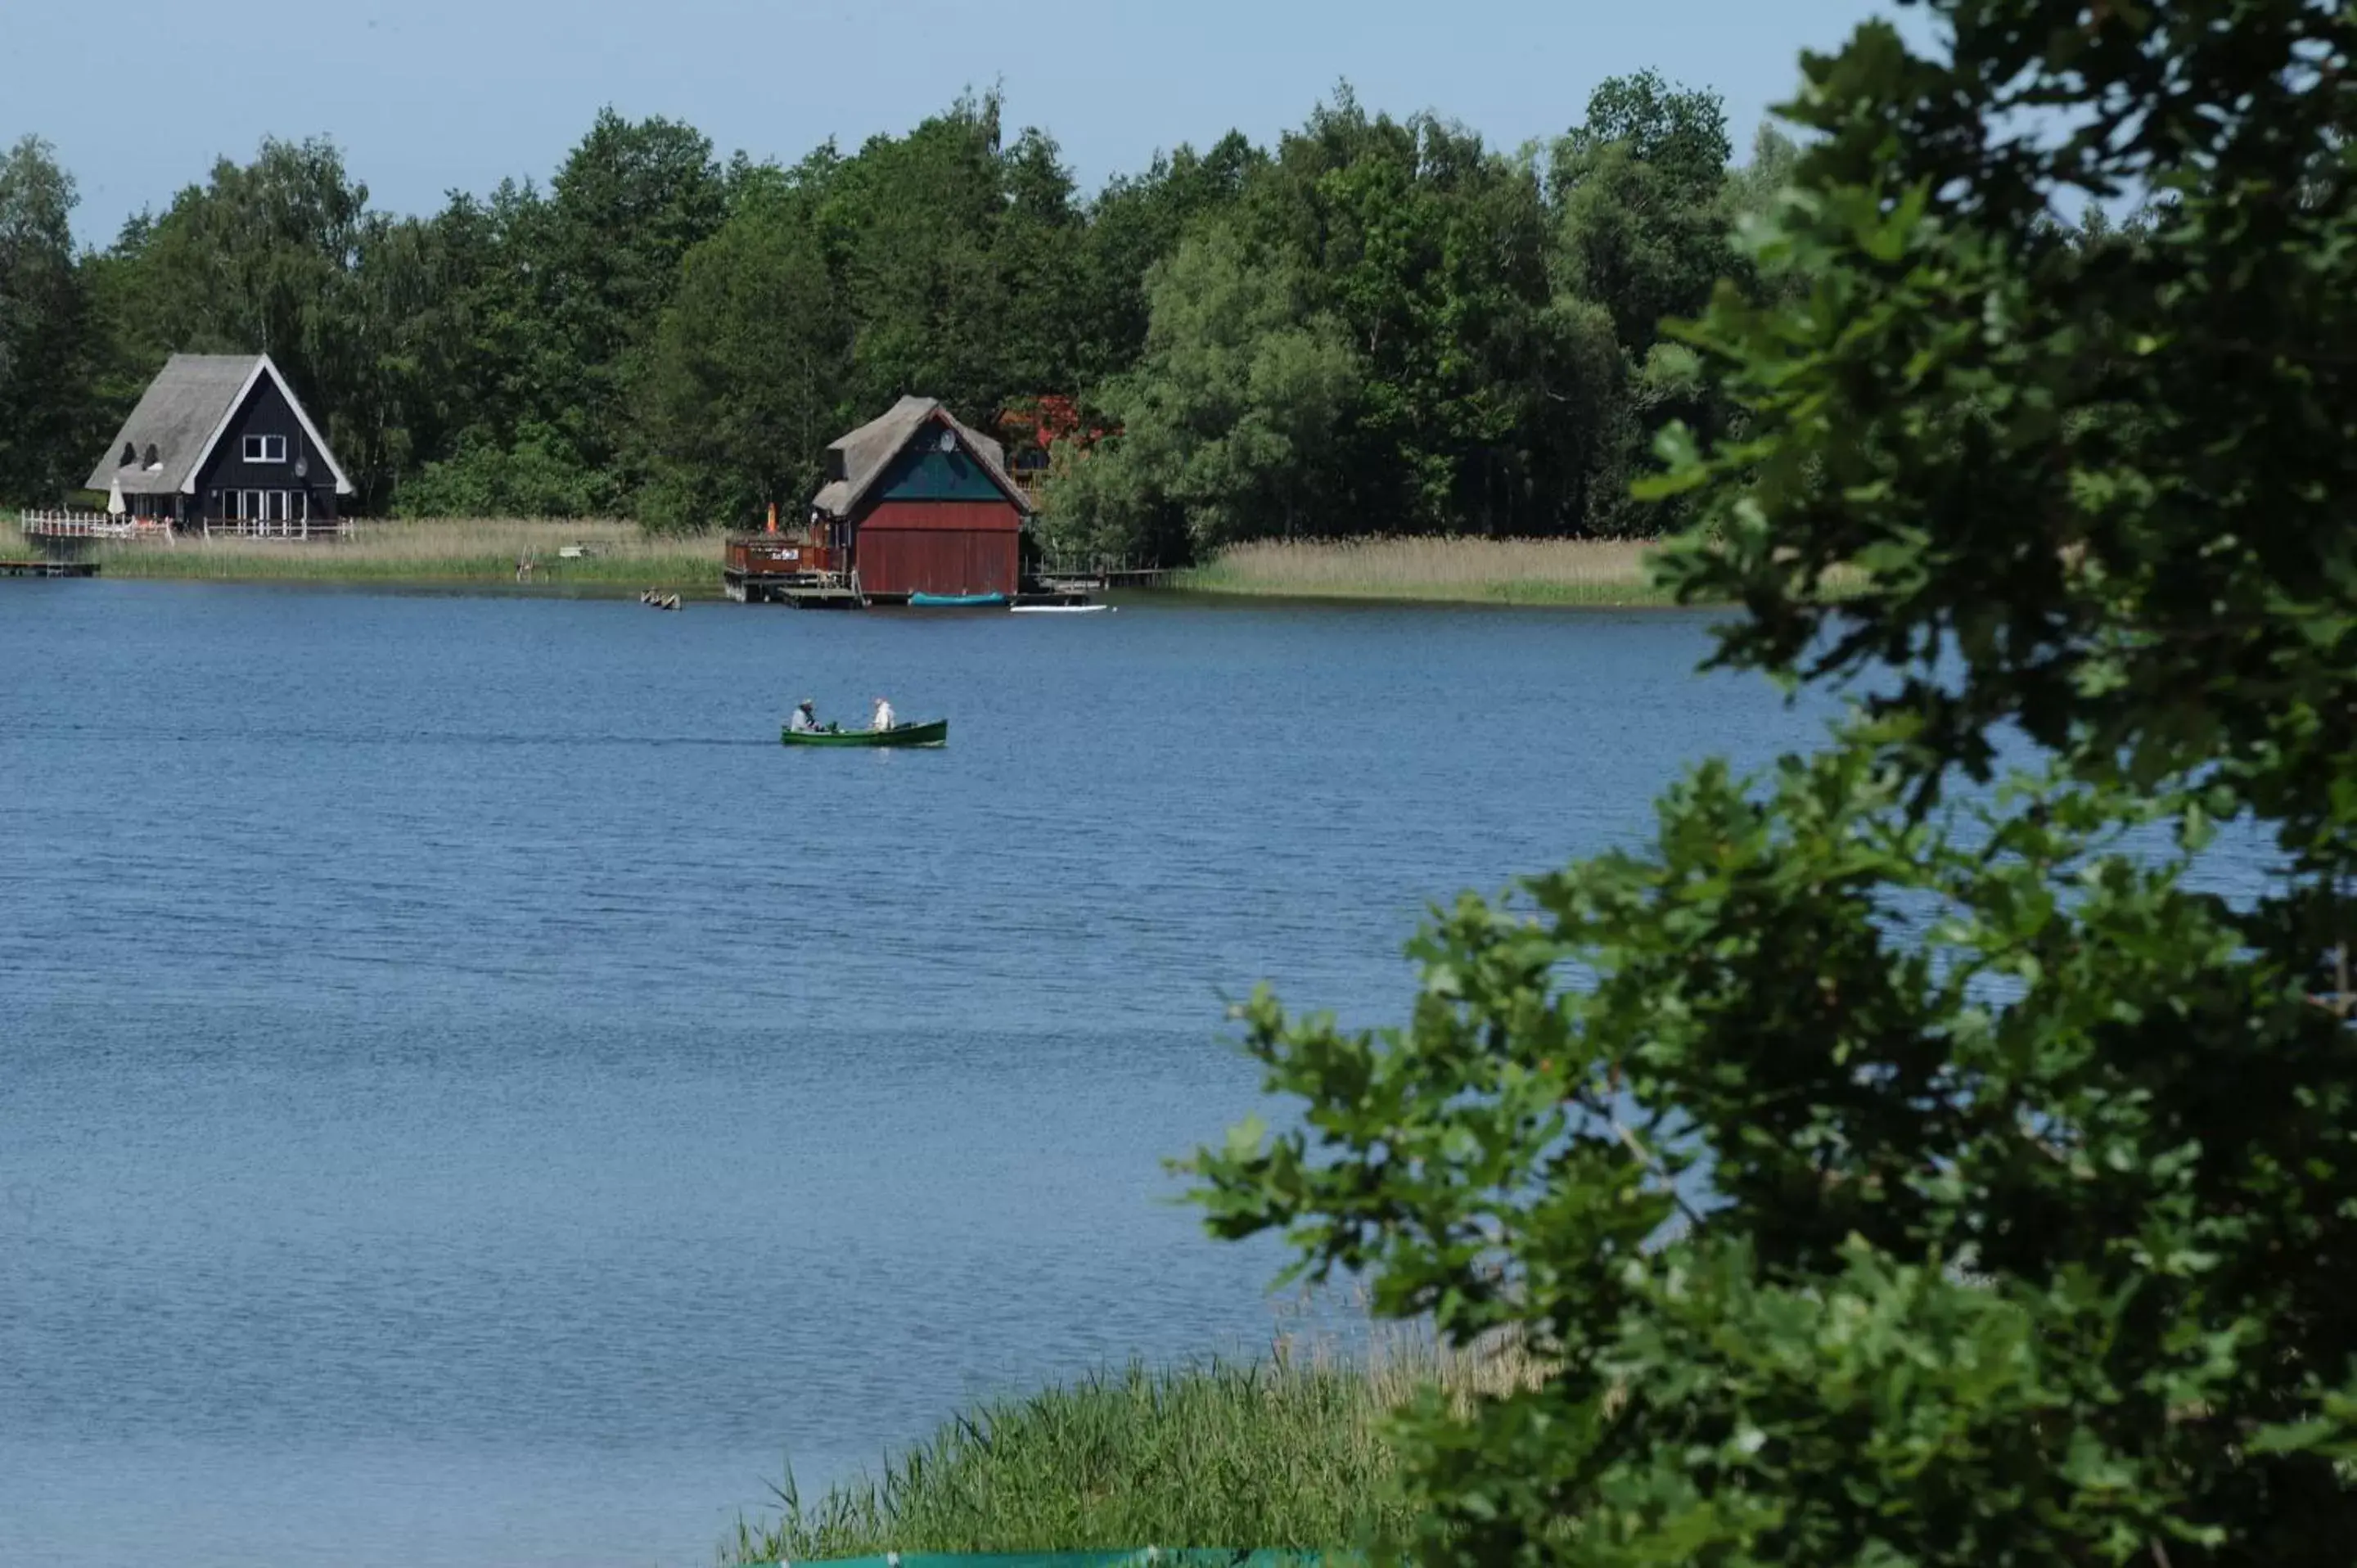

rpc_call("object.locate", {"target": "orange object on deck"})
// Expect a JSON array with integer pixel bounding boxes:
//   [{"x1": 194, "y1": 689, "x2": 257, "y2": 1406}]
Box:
[{"x1": 766, "y1": 500, "x2": 777, "y2": 534}]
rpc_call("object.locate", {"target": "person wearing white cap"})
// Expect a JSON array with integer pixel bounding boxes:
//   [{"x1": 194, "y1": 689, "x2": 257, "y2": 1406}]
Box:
[
  {"x1": 787, "y1": 698, "x2": 822, "y2": 734},
  {"x1": 870, "y1": 695, "x2": 896, "y2": 733}
]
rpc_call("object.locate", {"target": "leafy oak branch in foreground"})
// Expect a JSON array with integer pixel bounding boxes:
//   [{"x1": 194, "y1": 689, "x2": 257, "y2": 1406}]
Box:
[{"x1": 1189, "y1": 2, "x2": 2357, "y2": 1563}]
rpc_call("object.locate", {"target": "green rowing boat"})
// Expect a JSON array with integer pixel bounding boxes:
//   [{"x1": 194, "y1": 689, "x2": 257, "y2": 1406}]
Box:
[{"x1": 780, "y1": 719, "x2": 948, "y2": 748}]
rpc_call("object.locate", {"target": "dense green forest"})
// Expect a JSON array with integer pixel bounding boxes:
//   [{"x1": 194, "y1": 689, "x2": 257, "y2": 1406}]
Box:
[{"x1": 0, "y1": 76, "x2": 1796, "y2": 559}]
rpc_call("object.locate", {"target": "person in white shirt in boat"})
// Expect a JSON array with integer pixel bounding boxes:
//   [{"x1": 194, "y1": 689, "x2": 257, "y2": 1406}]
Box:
[
  {"x1": 788, "y1": 698, "x2": 822, "y2": 734},
  {"x1": 870, "y1": 696, "x2": 896, "y2": 732}
]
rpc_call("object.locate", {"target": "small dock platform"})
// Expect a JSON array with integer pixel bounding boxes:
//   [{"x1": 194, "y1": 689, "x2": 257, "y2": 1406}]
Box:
[
  {"x1": 725, "y1": 572, "x2": 865, "y2": 607},
  {"x1": 1, "y1": 559, "x2": 99, "y2": 579}
]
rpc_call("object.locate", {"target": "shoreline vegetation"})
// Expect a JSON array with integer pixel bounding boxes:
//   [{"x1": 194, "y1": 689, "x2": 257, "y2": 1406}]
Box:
[
  {"x1": 11, "y1": 518, "x2": 1706, "y2": 607},
  {"x1": 1171, "y1": 536, "x2": 1680, "y2": 606},
  {"x1": 4, "y1": 518, "x2": 724, "y2": 597},
  {"x1": 726, "y1": 1324, "x2": 1539, "y2": 1566}
]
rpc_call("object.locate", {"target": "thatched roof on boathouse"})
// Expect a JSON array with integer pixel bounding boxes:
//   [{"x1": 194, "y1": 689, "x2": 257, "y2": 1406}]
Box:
[{"x1": 811, "y1": 395, "x2": 1034, "y2": 521}]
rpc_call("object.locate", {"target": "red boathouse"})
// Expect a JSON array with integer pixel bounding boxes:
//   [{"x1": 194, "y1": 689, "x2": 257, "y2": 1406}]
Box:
[{"x1": 812, "y1": 396, "x2": 1035, "y2": 601}]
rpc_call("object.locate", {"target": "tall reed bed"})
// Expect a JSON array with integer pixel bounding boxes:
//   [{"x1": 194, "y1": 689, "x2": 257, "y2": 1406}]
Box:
[
  {"x1": 1176, "y1": 536, "x2": 1679, "y2": 606},
  {"x1": 70, "y1": 517, "x2": 723, "y2": 593},
  {"x1": 726, "y1": 1322, "x2": 1543, "y2": 1565}
]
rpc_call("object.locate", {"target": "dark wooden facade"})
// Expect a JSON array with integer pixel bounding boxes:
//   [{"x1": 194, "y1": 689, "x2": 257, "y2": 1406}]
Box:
[
  {"x1": 853, "y1": 456, "x2": 1024, "y2": 598},
  {"x1": 858, "y1": 506, "x2": 1021, "y2": 598},
  {"x1": 191, "y1": 372, "x2": 341, "y2": 529}
]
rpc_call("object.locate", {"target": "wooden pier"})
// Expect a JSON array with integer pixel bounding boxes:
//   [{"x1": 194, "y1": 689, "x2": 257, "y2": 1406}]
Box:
[
  {"x1": 1033, "y1": 562, "x2": 1177, "y2": 593},
  {"x1": 728, "y1": 574, "x2": 1116, "y2": 610},
  {"x1": 721, "y1": 541, "x2": 1170, "y2": 609},
  {"x1": 727, "y1": 578, "x2": 867, "y2": 607},
  {"x1": 0, "y1": 559, "x2": 100, "y2": 579},
  {"x1": 723, "y1": 568, "x2": 866, "y2": 606}
]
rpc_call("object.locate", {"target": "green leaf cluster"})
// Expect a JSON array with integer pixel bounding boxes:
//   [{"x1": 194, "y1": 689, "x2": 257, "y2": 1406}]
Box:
[
  {"x1": 1187, "y1": 2, "x2": 2357, "y2": 1562},
  {"x1": 1069, "y1": 79, "x2": 1781, "y2": 558},
  {"x1": 0, "y1": 135, "x2": 95, "y2": 503}
]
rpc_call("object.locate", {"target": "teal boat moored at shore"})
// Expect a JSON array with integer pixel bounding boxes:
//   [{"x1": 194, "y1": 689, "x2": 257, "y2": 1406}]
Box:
[
  {"x1": 782, "y1": 718, "x2": 949, "y2": 748},
  {"x1": 907, "y1": 591, "x2": 1007, "y2": 607}
]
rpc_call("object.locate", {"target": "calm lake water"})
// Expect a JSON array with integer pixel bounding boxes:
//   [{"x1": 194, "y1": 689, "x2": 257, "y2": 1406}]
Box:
[{"x1": 3, "y1": 582, "x2": 1852, "y2": 1566}]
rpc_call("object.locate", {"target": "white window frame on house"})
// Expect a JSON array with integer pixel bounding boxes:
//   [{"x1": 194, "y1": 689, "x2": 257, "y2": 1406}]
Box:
[
  {"x1": 206, "y1": 487, "x2": 309, "y2": 531},
  {"x1": 242, "y1": 434, "x2": 287, "y2": 463}
]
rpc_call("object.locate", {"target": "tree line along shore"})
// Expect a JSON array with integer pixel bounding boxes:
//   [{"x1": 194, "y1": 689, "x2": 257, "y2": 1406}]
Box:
[{"x1": 1, "y1": 71, "x2": 1800, "y2": 574}]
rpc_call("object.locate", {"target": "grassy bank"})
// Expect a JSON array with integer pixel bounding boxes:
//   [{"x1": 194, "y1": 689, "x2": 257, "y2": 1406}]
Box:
[
  {"x1": 5, "y1": 518, "x2": 723, "y2": 595},
  {"x1": 727, "y1": 1327, "x2": 1538, "y2": 1564},
  {"x1": 1174, "y1": 536, "x2": 1684, "y2": 606}
]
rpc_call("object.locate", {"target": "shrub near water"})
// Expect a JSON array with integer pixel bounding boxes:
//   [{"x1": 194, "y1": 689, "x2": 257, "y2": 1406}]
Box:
[
  {"x1": 728, "y1": 1331, "x2": 1535, "y2": 1563},
  {"x1": 1186, "y1": 3, "x2": 2357, "y2": 1566}
]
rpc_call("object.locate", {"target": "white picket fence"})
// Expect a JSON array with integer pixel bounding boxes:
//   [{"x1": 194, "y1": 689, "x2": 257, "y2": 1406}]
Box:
[{"x1": 17, "y1": 509, "x2": 173, "y2": 540}]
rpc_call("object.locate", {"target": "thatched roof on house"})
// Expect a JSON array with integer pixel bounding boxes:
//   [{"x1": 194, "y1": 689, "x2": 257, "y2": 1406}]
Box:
[
  {"x1": 86, "y1": 353, "x2": 353, "y2": 496},
  {"x1": 811, "y1": 395, "x2": 1034, "y2": 520}
]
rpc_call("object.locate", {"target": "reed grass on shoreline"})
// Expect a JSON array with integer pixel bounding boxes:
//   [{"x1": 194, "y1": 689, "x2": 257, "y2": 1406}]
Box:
[
  {"x1": 10, "y1": 520, "x2": 1785, "y2": 608},
  {"x1": 1175, "y1": 536, "x2": 1687, "y2": 606},
  {"x1": 726, "y1": 1323, "x2": 1543, "y2": 1565},
  {"x1": 5, "y1": 518, "x2": 723, "y2": 596}
]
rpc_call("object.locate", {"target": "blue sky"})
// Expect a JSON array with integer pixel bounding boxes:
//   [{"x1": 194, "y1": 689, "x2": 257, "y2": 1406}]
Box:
[{"x1": 7, "y1": 0, "x2": 1908, "y2": 246}]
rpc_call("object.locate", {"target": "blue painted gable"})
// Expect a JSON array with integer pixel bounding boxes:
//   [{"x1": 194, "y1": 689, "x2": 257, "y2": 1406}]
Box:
[{"x1": 876, "y1": 443, "x2": 1011, "y2": 504}]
